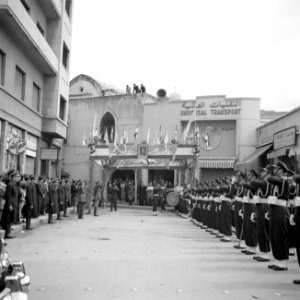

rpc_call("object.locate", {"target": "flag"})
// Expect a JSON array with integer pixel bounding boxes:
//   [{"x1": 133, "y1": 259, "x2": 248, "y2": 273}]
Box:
[
  {"x1": 159, "y1": 125, "x2": 164, "y2": 144},
  {"x1": 82, "y1": 132, "x2": 87, "y2": 146},
  {"x1": 110, "y1": 127, "x2": 114, "y2": 142},
  {"x1": 92, "y1": 114, "x2": 97, "y2": 136},
  {"x1": 134, "y1": 128, "x2": 138, "y2": 141},
  {"x1": 114, "y1": 130, "x2": 118, "y2": 147},
  {"x1": 164, "y1": 127, "x2": 169, "y2": 144},
  {"x1": 104, "y1": 128, "x2": 109, "y2": 145},
  {"x1": 195, "y1": 127, "x2": 200, "y2": 144},
  {"x1": 174, "y1": 126, "x2": 178, "y2": 143},
  {"x1": 146, "y1": 127, "x2": 150, "y2": 145}
]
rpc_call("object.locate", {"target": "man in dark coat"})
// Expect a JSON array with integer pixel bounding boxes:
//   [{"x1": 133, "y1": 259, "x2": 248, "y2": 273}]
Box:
[
  {"x1": 36, "y1": 176, "x2": 44, "y2": 216},
  {"x1": 1, "y1": 169, "x2": 21, "y2": 238},
  {"x1": 48, "y1": 178, "x2": 58, "y2": 224},
  {"x1": 57, "y1": 180, "x2": 65, "y2": 220},
  {"x1": 30, "y1": 176, "x2": 38, "y2": 218},
  {"x1": 23, "y1": 175, "x2": 33, "y2": 230}
]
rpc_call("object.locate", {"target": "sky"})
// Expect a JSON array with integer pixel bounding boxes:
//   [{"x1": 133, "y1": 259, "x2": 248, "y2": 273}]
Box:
[{"x1": 70, "y1": 0, "x2": 300, "y2": 111}]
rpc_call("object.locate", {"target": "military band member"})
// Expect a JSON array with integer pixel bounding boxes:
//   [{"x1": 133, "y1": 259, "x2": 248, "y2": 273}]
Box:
[
  {"x1": 219, "y1": 177, "x2": 235, "y2": 242},
  {"x1": 250, "y1": 165, "x2": 272, "y2": 262},
  {"x1": 267, "y1": 161, "x2": 290, "y2": 271},
  {"x1": 292, "y1": 172, "x2": 300, "y2": 284},
  {"x1": 233, "y1": 171, "x2": 246, "y2": 249},
  {"x1": 241, "y1": 169, "x2": 258, "y2": 255}
]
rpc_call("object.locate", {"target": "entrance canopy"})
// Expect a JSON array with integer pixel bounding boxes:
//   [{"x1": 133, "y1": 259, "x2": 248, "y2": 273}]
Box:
[{"x1": 90, "y1": 144, "x2": 196, "y2": 169}]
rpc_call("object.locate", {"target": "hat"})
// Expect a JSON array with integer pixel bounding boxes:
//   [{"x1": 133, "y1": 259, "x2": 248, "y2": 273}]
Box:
[
  {"x1": 38, "y1": 176, "x2": 43, "y2": 181},
  {"x1": 24, "y1": 174, "x2": 30, "y2": 181},
  {"x1": 250, "y1": 168, "x2": 259, "y2": 178},
  {"x1": 276, "y1": 161, "x2": 289, "y2": 173},
  {"x1": 261, "y1": 164, "x2": 275, "y2": 175},
  {"x1": 7, "y1": 169, "x2": 17, "y2": 177},
  {"x1": 286, "y1": 169, "x2": 295, "y2": 177}
]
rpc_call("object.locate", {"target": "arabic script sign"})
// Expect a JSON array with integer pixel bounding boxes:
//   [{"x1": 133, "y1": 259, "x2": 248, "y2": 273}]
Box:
[
  {"x1": 180, "y1": 97, "x2": 241, "y2": 119},
  {"x1": 273, "y1": 127, "x2": 296, "y2": 150}
]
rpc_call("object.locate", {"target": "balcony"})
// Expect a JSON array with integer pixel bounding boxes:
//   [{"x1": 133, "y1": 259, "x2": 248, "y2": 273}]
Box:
[
  {"x1": 42, "y1": 117, "x2": 67, "y2": 139},
  {"x1": 0, "y1": 0, "x2": 59, "y2": 75},
  {"x1": 39, "y1": 0, "x2": 61, "y2": 19}
]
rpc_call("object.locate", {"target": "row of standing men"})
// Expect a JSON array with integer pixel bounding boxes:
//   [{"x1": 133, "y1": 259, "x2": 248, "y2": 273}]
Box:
[
  {"x1": 175, "y1": 161, "x2": 300, "y2": 285},
  {"x1": 0, "y1": 169, "x2": 103, "y2": 239}
]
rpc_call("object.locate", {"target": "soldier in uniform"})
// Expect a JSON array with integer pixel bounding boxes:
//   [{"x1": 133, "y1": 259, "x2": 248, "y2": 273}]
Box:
[
  {"x1": 292, "y1": 172, "x2": 300, "y2": 284},
  {"x1": 240, "y1": 169, "x2": 258, "y2": 255},
  {"x1": 220, "y1": 176, "x2": 236, "y2": 242},
  {"x1": 250, "y1": 165, "x2": 273, "y2": 262},
  {"x1": 267, "y1": 161, "x2": 290, "y2": 271},
  {"x1": 233, "y1": 171, "x2": 246, "y2": 249}
]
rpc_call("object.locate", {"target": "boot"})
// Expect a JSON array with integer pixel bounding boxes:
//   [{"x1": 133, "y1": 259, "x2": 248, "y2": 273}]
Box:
[{"x1": 94, "y1": 207, "x2": 99, "y2": 216}]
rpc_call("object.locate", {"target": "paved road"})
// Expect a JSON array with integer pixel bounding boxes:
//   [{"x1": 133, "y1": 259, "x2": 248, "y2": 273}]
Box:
[{"x1": 5, "y1": 207, "x2": 300, "y2": 300}]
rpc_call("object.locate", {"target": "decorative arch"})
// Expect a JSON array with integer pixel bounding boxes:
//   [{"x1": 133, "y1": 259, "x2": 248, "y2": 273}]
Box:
[{"x1": 100, "y1": 112, "x2": 116, "y2": 143}]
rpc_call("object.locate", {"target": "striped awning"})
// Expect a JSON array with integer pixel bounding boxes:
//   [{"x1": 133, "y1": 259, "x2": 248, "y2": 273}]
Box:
[{"x1": 198, "y1": 159, "x2": 235, "y2": 169}]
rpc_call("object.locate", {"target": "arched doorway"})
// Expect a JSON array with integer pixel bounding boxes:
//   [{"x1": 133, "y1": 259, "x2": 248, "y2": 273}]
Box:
[{"x1": 100, "y1": 112, "x2": 115, "y2": 143}]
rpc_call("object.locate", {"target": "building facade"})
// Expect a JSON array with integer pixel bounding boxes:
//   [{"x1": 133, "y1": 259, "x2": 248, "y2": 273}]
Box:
[
  {"x1": 0, "y1": 0, "x2": 73, "y2": 176},
  {"x1": 255, "y1": 107, "x2": 300, "y2": 172},
  {"x1": 64, "y1": 74, "x2": 261, "y2": 190}
]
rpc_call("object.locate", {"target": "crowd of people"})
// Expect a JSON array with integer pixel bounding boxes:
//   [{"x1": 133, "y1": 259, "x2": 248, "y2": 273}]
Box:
[
  {"x1": 174, "y1": 161, "x2": 300, "y2": 285},
  {"x1": 107, "y1": 178, "x2": 173, "y2": 214},
  {"x1": 0, "y1": 169, "x2": 104, "y2": 239}
]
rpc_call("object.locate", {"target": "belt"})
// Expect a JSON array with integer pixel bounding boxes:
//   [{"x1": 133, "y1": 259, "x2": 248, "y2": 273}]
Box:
[
  {"x1": 252, "y1": 196, "x2": 260, "y2": 204},
  {"x1": 256, "y1": 197, "x2": 268, "y2": 204},
  {"x1": 214, "y1": 197, "x2": 221, "y2": 203},
  {"x1": 234, "y1": 196, "x2": 242, "y2": 202},
  {"x1": 268, "y1": 196, "x2": 288, "y2": 207},
  {"x1": 242, "y1": 196, "x2": 250, "y2": 203},
  {"x1": 293, "y1": 197, "x2": 300, "y2": 207},
  {"x1": 221, "y1": 197, "x2": 231, "y2": 203}
]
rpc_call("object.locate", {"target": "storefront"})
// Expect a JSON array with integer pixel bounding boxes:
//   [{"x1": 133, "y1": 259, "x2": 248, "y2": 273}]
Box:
[
  {"x1": 254, "y1": 107, "x2": 300, "y2": 172},
  {"x1": 64, "y1": 74, "x2": 261, "y2": 185}
]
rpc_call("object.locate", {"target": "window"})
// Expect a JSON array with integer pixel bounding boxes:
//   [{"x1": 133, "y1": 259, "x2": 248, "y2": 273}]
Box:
[
  {"x1": 15, "y1": 66, "x2": 26, "y2": 101},
  {"x1": 32, "y1": 83, "x2": 41, "y2": 112},
  {"x1": 62, "y1": 43, "x2": 69, "y2": 69},
  {"x1": 0, "y1": 49, "x2": 5, "y2": 86},
  {"x1": 20, "y1": 0, "x2": 30, "y2": 13},
  {"x1": 36, "y1": 22, "x2": 45, "y2": 36},
  {"x1": 65, "y1": 0, "x2": 72, "y2": 16},
  {"x1": 59, "y1": 96, "x2": 67, "y2": 121}
]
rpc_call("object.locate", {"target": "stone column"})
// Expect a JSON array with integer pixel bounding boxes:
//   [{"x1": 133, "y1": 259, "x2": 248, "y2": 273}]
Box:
[
  {"x1": 56, "y1": 147, "x2": 62, "y2": 178},
  {"x1": 134, "y1": 169, "x2": 138, "y2": 204},
  {"x1": 35, "y1": 137, "x2": 41, "y2": 175},
  {"x1": 0, "y1": 120, "x2": 8, "y2": 173}
]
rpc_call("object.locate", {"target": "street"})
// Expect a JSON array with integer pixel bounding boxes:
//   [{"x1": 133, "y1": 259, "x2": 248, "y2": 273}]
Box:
[{"x1": 6, "y1": 206, "x2": 300, "y2": 300}]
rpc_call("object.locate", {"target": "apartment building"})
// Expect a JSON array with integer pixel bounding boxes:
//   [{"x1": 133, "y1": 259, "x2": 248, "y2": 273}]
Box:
[{"x1": 0, "y1": 0, "x2": 73, "y2": 177}]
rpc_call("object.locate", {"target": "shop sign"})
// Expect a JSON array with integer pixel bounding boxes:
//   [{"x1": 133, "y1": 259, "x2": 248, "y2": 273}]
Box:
[
  {"x1": 273, "y1": 127, "x2": 296, "y2": 150},
  {"x1": 26, "y1": 134, "x2": 37, "y2": 151},
  {"x1": 180, "y1": 97, "x2": 241, "y2": 119},
  {"x1": 8, "y1": 137, "x2": 27, "y2": 155},
  {"x1": 41, "y1": 148, "x2": 58, "y2": 160}
]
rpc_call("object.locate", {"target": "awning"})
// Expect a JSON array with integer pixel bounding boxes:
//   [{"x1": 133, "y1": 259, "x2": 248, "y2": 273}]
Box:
[
  {"x1": 198, "y1": 159, "x2": 235, "y2": 169},
  {"x1": 235, "y1": 144, "x2": 272, "y2": 168},
  {"x1": 174, "y1": 146, "x2": 196, "y2": 159}
]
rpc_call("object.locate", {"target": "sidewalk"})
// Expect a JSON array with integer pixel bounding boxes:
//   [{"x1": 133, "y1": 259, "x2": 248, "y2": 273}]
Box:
[{"x1": 8, "y1": 202, "x2": 155, "y2": 236}]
